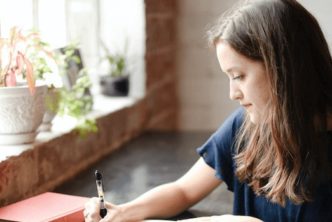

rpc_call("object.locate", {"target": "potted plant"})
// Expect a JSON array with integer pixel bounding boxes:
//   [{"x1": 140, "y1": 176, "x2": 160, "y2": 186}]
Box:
[
  {"x1": 99, "y1": 42, "x2": 129, "y2": 97},
  {"x1": 27, "y1": 38, "x2": 96, "y2": 135},
  {"x1": 24, "y1": 30, "x2": 63, "y2": 132},
  {"x1": 0, "y1": 27, "x2": 48, "y2": 145}
]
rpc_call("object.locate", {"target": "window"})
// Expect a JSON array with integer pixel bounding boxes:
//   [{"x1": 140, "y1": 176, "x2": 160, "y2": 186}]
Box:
[{"x1": 0, "y1": 0, "x2": 145, "y2": 97}]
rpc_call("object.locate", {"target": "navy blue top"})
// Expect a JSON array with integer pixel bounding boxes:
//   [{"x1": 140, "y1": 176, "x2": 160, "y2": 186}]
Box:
[{"x1": 197, "y1": 108, "x2": 332, "y2": 222}]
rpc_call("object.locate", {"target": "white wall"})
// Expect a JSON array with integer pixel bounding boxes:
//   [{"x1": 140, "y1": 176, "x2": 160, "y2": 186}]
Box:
[
  {"x1": 176, "y1": 0, "x2": 238, "y2": 131},
  {"x1": 176, "y1": 0, "x2": 332, "y2": 131},
  {"x1": 299, "y1": 0, "x2": 332, "y2": 49}
]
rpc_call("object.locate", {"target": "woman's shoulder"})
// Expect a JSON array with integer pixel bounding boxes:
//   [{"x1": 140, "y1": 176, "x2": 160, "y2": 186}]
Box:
[
  {"x1": 213, "y1": 107, "x2": 245, "y2": 139},
  {"x1": 196, "y1": 108, "x2": 245, "y2": 187}
]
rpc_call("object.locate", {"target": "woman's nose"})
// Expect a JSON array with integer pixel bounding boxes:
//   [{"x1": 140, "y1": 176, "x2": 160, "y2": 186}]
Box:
[{"x1": 229, "y1": 83, "x2": 242, "y2": 101}]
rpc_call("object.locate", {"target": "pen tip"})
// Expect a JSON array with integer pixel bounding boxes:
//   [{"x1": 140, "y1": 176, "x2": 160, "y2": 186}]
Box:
[{"x1": 95, "y1": 170, "x2": 102, "y2": 180}]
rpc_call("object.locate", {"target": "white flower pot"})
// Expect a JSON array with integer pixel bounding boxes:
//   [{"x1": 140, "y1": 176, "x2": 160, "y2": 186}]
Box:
[
  {"x1": 0, "y1": 83, "x2": 47, "y2": 145},
  {"x1": 39, "y1": 88, "x2": 60, "y2": 132},
  {"x1": 39, "y1": 110, "x2": 56, "y2": 132}
]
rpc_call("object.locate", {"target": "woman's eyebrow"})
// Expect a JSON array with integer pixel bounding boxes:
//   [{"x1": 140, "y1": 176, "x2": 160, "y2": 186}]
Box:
[{"x1": 225, "y1": 66, "x2": 242, "y2": 74}]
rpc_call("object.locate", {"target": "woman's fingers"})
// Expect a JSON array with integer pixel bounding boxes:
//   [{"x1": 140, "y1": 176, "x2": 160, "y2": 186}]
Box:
[
  {"x1": 84, "y1": 197, "x2": 102, "y2": 222},
  {"x1": 84, "y1": 197, "x2": 122, "y2": 222},
  {"x1": 99, "y1": 203, "x2": 127, "y2": 222}
]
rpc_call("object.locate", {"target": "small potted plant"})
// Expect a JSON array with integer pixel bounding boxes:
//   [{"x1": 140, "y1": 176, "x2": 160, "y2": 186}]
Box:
[
  {"x1": 99, "y1": 42, "x2": 129, "y2": 97},
  {"x1": 0, "y1": 27, "x2": 48, "y2": 145}
]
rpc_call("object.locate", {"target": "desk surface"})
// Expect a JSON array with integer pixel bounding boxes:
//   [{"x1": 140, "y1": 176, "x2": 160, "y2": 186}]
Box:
[{"x1": 55, "y1": 131, "x2": 233, "y2": 217}]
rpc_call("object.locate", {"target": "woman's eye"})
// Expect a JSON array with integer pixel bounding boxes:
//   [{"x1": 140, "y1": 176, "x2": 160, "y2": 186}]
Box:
[{"x1": 232, "y1": 75, "x2": 243, "y2": 80}]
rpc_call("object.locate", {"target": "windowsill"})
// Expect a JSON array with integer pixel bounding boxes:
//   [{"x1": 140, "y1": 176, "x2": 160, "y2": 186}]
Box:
[{"x1": 0, "y1": 94, "x2": 138, "y2": 162}]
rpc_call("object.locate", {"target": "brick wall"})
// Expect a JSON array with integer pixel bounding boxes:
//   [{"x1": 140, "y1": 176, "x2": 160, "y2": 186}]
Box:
[
  {"x1": 145, "y1": 0, "x2": 178, "y2": 130},
  {"x1": 0, "y1": 0, "x2": 178, "y2": 206}
]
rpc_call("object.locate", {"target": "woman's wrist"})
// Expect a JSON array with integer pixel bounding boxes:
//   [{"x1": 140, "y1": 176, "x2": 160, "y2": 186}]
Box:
[{"x1": 118, "y1": 202, "x2": 146, "y2": 222}]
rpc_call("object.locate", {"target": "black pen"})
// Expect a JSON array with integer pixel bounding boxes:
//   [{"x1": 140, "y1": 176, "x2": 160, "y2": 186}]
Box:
[{"x1": 95, "y1": 170, "x2": 108, "y2": 218}]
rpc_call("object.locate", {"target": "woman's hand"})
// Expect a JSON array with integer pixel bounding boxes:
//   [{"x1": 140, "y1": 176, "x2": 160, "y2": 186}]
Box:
[
  {"x1": 84, "y1": 197, "x2": 101, "y2": 221},
  {"x1": 178, "y1": 215, "x2": 263, "y2": 222},
  {"x1": 84, "y1": 197, "x2": 126, "y2": 222}
]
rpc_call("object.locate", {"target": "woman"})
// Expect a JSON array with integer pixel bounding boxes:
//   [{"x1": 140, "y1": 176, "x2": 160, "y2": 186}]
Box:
[{"x1": 84, "y1": 0, "x2": 332, "y2": 221}]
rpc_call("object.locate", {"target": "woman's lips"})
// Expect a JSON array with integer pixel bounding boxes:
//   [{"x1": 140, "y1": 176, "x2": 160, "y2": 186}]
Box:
[{"x1": 242, "y1": 104, "x2": 252, "y2": 109}]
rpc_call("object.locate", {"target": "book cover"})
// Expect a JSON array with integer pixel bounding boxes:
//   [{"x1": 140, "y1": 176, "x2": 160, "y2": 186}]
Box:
[{"x1": 0, "y1": 192, "x2": 89, "y2": 222}]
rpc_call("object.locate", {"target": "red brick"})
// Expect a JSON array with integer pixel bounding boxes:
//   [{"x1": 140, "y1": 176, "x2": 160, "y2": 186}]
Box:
[
  {"x1": 146, "y1": 79, "x2": 177, "y2": 116},
  {"x1": 146, "y1": 16, "x2": 176, "y2": 52},
  {"x1": 147, "y1": 109, "x2": 178, "y2": 130},
  {"x1": 145, "y1": 0, "x2": 177, "y2": 15},
  {"x1": 146, "y1": 49, "x2": 175, "y2": 89}
]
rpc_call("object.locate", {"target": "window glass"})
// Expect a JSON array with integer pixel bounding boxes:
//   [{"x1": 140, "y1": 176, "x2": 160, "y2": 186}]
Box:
[
  {"x1": 38, "y1": 0, "x2": 67, "y2": 48},
  {"x1": 0, "y1": 0, "x2": 34, "y2": 36},
  {"x1": 0, "y1": 0, "x2": 145, "y2": 97}
]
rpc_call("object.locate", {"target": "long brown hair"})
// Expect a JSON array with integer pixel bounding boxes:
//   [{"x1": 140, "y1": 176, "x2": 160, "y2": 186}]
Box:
[{"x1": 208, "y1": 0, "x2": 332, "y2": 206}]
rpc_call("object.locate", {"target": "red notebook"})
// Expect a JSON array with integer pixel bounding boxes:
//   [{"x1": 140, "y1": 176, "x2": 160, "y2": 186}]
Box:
[{"x1": 0, "y1": 192, "x2": 89, "y2": 222}]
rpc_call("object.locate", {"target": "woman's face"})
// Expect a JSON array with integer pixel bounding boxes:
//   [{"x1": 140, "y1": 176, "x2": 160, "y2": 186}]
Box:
[{"x1": 216, "y1": 41, "x2": 270, "y2": 123}]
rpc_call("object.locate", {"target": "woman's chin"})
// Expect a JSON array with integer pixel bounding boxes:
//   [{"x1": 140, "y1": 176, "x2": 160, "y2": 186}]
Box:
[{"x1": 248, "y1": 113, "x2": 258, "y2": 124}]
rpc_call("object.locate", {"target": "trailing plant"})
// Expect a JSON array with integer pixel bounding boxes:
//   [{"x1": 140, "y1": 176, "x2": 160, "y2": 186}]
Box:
[
  {"x1": 49, "y1": 43, "x2": 79, "y2": 80},
  {"x1": 56, "y1": 69, "x2": 97, "y2": 136}
]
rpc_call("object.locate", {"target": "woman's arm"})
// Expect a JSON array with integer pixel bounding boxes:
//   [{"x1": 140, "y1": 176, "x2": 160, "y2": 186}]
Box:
[
  {"x1": 178, "y1": 215, "x2": 263, "y2": 222},
  {"x1": 84, "y1": 158, "x2": 222, "y2": 222},
  {"x1": 120, "y1": 158, "x2": 222, "y2": 220}
]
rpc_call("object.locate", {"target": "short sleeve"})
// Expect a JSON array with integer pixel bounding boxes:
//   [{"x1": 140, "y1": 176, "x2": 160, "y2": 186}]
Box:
[{"x1": 197, "y1": 108, "x2": 244, "y2": 191}]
